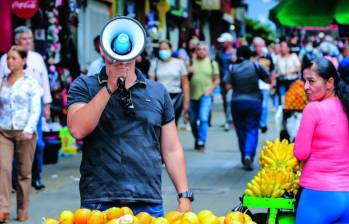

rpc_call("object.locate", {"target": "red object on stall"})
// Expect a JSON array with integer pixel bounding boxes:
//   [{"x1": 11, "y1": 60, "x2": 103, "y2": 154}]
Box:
[
  {"x1": 0, "y1": 0, "x2": 12, "y2": 53},
  {"x1": 11, "y1": 0, "x2": 39, "y2": 19}
]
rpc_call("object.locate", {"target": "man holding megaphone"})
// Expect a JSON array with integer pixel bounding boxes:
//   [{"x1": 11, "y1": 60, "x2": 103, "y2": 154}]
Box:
[{"x1": 67, "y1": 17, "x2": 192, "y2": 216}]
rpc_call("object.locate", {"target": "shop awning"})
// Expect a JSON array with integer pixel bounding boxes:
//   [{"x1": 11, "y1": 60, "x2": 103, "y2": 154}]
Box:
[{"x1": 269, "y1": 0, "x2": 349, "y2": 27}]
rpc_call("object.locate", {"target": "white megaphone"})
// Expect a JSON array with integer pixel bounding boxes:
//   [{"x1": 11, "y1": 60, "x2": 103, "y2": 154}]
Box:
[{"x1": 100, "y1": 16, "x2": 146, "y2": 62}]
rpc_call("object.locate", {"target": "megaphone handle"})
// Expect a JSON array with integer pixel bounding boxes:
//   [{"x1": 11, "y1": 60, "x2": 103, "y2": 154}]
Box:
[{"x1": 117, "y1": 78, "x2": 126, "y2": 91}]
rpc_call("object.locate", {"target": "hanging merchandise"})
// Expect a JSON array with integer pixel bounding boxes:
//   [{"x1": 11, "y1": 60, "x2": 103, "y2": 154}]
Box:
[
  {"x1": 146, "y1": 10, "x2": 159, "y2": 39},
  {"x1": 46, "y1": 8, "x2": 62, "y2": 92},
  {"x1": 157, "y1": 0, "x2": 170, "y2": 30},
  {"x1": 170, "y1": 0, "x2": 188, "y2": 17},
  {"x1": 126, "y1": 2, "x2": 135, "y2": 18}
]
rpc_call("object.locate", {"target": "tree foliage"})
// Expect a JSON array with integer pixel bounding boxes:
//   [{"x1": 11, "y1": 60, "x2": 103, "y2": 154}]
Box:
[{"x1": 245, "y1": 18, "x2": 277, "y2": 44}]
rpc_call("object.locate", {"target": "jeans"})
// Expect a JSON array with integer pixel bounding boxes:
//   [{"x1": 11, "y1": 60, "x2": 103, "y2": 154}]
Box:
[
  {"x1": 231, "y1": 100, "x2": 262, "y2": 164},
  {"x1": 259, "y1": 89, "x2": 270, "y2": 128},
  {"x1": 32, "y1": 100, "x2": 45, "y2": 183},
  {"x1": 296, "y1": 188, "x2": 349, "y2": 224},
  {"x1": 220, "y1": 85, "x2": 233, "y2": 124},
  {"x1": 81, "y1": 202, "x2": 164, "y2": 217},
  {"x1": 189, "y1": 95, "x2": 212, "y2": 145}
]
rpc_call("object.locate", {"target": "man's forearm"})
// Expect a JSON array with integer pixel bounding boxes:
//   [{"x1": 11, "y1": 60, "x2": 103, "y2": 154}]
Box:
[
  {"x1": 163, "y1": 146, "x2": 189, "y2": 193},
  {"x1": 68, "y1": 87, "x2": 111, "y2": 139}
]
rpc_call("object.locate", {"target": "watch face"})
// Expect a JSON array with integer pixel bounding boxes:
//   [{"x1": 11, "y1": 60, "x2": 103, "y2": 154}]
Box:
[{"x1": 179, "y1": 191, "x2": 194, "y2": 202}]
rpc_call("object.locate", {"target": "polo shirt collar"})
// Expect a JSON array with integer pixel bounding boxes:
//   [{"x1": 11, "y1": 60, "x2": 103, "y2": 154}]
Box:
[{"x1": 98, "y1": 66, "x2": 146, "y2": 87}]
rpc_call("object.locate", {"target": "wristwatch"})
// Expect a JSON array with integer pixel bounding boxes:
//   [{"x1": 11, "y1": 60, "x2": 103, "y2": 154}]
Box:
[{"x1": 178, "y1": 190, "x2": 194, "y2": 202}]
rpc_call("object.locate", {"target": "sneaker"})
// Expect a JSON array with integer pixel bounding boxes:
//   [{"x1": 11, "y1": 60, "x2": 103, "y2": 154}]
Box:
[
  {"x1": 224, "y1": 123, "x2": 230, "y2": 132},
  {"x1": 196, "y1": 145, "x2": 206, "y2": 152},
  {"x1": 260, "y1": 126, "x2": 268, "y2": 133},
  {"x1": 244, "y1": 156, "x2": 253, "y2": 171}
]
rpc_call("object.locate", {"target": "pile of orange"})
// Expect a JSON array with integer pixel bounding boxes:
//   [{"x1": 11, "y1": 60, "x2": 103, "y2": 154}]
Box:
[
  {"x1": 284, "y1": 80, "x2": 308, "y2": 111},
  {"x1": 44, "y1": 208, "x2": 256, "y2": 224}
]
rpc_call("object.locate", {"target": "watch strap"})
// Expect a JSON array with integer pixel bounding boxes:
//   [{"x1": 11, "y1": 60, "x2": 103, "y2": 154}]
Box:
[{"x1": 105, "y1": 84, "x2": 114, "y2": 96}]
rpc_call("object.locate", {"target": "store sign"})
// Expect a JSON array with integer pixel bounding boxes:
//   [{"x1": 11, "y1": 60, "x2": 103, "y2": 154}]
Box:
[{"x1": 12, "y1": 0, "x2": 39, "y2": 19}]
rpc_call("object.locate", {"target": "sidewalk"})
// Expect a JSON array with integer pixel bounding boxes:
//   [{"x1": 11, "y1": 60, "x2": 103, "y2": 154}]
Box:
[{"x1": 8, "y1": 98, "x2": 279, "y2": 223}]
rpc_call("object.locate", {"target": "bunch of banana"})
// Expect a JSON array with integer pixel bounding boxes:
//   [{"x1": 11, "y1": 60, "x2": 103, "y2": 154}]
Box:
[
  {"x1": 245, "y1": 168, "x2": 291, "y2": 197},
  {"x1": 259, "y1": 138, "x2": 298, "y2": 171},
  {"x1": 288, "y1": 171, "x2": 301, "y2": 195}
]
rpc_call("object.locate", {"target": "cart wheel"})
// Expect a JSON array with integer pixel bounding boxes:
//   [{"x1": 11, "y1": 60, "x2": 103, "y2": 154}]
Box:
[{"x1": 252, "y1": 213, "x2": 267, "y2": 224}]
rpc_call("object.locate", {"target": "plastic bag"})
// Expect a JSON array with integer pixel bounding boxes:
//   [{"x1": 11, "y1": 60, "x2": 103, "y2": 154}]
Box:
[{"x1": 286, "y1": 112, "x2": 302, "y2": 142}]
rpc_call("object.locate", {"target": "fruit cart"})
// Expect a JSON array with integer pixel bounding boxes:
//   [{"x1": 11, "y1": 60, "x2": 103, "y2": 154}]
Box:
[{"x1": 242, "y1": 195, "x2": 295, "y2": 224}]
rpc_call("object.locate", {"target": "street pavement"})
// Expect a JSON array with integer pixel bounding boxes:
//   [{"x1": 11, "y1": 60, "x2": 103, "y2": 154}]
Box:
[{"x1": 8, "y1": 97, "x2": 279, "y2": 223}]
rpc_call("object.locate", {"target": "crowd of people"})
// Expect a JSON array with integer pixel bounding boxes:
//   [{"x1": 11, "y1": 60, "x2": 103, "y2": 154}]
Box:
[{"x1": 0, "y1": 19, "x2": 349, "y2": 222}]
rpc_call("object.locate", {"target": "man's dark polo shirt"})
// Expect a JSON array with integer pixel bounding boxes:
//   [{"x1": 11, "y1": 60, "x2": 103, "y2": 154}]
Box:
[{"x1": 67, "y1": 68, "x2": 175, "y2": 204}]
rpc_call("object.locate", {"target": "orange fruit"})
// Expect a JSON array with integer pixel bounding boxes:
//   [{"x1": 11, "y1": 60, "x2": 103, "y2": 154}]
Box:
[
  {"x1": 106, "y1": 207, "x2": 123, "y2": 220},
  {"x1": 136, "y1": 212, "x2": 153, "y2": 224},
  {"x1": 106, "y1": 219, "x2": 118, "y2": 224},
  {"x1": 201, "y1": 214, "x2": 217, "y2": 224},
  {"x1": 243, "y1": 214, "x2": 252, "y2": 222},
  {"x1": 45, "y1": 218, "x2": 59, "y2": 224},
  {"x1": 121, "y1": 206, "x2": 134, "y2": 216},
  {"x1": 74, "y1": 208, "x2": 92, "y2": 224},
  {"x1": 182, "y1": 212, "x2": 199, "y2": 224},
  {"x1": 152, "y1": 217, "x2": 169, "y2": 224},
  {"x1": 213, "y1": 216, "x2": 225, "y2": 224},
  {"x1": 59, "y1": 210, "x2": 74, "y2": 224},
  {"x1": 164, "y1": 210, "x2": 183, "y2": 223},
  {"x1": 198, "y1": 210, "x2": 214, "y2": 221},
  {"x1": 87, "y1": 210, "x2": 106, "y2": 224}
]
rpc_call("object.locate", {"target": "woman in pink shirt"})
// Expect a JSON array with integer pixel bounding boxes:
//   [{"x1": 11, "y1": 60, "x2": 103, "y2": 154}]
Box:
[{"x1": 294, "y1": 57, "x2": 349, "y2": 223}]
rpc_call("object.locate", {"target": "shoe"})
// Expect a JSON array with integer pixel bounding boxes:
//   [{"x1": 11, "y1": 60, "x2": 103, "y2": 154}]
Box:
[
  {"x1": 244, "y1": 156, "x2": 253, "y2": 171},
  {"x1": 224, "y1": 123, "x2": 230, "y2": 132},
  {"x1": 16, "y1": 211, "x2": 28, "y2": 222},
  {"x1": 196, "y1": 144, "x2": 206, "y2": 152},
  {"x1": 261, "y1": 126, "x2": 268, "y2": 133},
  {"x1": 32, "y1": 179, "x2": 45, "y2": 190},
  {"x1": 0, "y1": 212, "x2": 10, "y2": 223}
]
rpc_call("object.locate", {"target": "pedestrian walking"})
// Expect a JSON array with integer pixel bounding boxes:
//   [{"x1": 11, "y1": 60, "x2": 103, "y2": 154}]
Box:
[
  {"x1": 216, "y1": 33, "x2": 235, "y2": 131},
  {"x1": 148, "y1": 40, "x2": 190, "y2": 125},
  {"x1": 0, "y1": 46, "x2": 41, "y2": 222},
  {"x1": 0, "y1": 26, "x2": 52, "y2": 190},
  {"x1": 188, "y1": 42, "x2": 220, "y2": 151},
  {"x1": 224, "y1": 45, "x2": 269, "y2": 171}
]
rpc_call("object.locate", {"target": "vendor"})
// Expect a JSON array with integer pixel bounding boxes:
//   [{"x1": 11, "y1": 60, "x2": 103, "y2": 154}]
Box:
[{"x1": 294, "y1": 58, "x2": 349, "y2": 223}]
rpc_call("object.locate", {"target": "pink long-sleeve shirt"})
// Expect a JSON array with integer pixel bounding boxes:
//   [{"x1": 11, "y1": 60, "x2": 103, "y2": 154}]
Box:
[{"x1": 294, "y1": 98, "x2": 349, "y2": 191}]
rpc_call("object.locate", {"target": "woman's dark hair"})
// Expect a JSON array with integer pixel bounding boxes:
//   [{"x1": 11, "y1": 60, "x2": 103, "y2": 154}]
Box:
[
  {"x1": 236, "y1": 45, "x2": 251, "y2": 62},
  {"x1": 159, "y1": 40, "x2": 172, "y2": 49},
  {"x1": 312, "y1": 57, "x2": 349, "y2": 121},
  {"x1": 9, "y1": 45, "x2": 27, "y2": 69}
]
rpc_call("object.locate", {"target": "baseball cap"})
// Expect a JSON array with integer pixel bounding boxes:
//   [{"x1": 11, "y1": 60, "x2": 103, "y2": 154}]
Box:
[{"x1": 217, "y1": 32, "x2": 233, "y2": 42}]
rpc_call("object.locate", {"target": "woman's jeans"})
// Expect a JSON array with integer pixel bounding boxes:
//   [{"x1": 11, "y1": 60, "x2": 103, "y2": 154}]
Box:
[
  {"x1": 189, "y1": 95, "x2": 212, "y2": 146},
  {"x1": 296, "y1": 188, "x2": 349, "y2": 224},
  {"x1": 259, "y1": 89, "x2": 269, "y2": 128},
  {"x1": 81, "y1": 202, "x2": 164, "y2": 217},
  {"x1": 231, "y1": 99, "x2": 262, "y2": 164}
]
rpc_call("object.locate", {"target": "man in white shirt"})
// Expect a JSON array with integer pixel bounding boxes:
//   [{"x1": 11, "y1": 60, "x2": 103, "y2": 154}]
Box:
[
  {"x1": 86, "y1": 35, "x2": 105, "y2": 76},
  {"x1": 0, "y1": 26, "x2": 52, "y2": 190}
]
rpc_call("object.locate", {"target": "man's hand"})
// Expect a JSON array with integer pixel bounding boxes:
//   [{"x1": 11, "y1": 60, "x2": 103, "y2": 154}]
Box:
[
  {"x1": 204, "y1": 88, "x2": 213, "y2": 96},
  {"x1": 44, "y1": 104, "x2": 51, "y2": 119},
  {"x1": 105, "y1": 61, "x2": 130, "y2": 92},
  {"x1": 183, "y1": 100, "x2": 190, "y2": 113},
  {"x1": 176, "y1": 198, "x2": 192, "y2": 213},
  {"x1": 20, "y1": 132, "x2": 33, "y2": 141}
]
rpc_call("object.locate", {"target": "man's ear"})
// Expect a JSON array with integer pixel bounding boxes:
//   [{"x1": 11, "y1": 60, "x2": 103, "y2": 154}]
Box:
[{"x1": 99, "y1": 45, "x2": 104, "y2": 57}]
